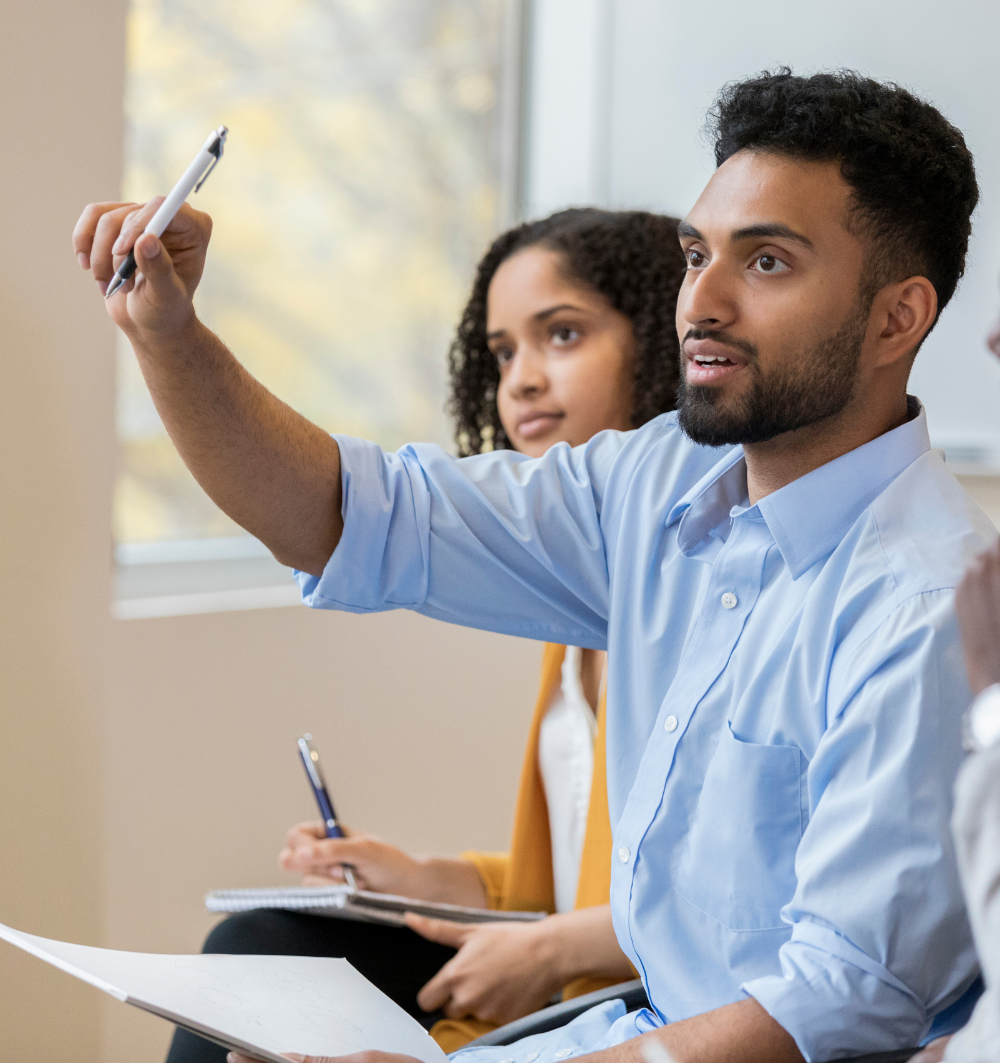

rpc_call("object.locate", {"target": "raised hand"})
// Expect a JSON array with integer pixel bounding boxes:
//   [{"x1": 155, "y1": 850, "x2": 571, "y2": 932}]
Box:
[{"x1": 72, "y1": 198, "x2": 212, "y2": 339}]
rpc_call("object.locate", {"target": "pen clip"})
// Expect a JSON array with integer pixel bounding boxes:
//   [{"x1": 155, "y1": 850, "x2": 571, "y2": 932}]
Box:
[{"x1": 194, "y1": 126, "x2": 228, "y2": 193}]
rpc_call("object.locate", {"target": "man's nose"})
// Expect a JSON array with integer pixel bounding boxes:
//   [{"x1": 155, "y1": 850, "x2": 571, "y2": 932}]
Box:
[{"x1": 680, "y1": 261, "x2": 738, "y2": 332}]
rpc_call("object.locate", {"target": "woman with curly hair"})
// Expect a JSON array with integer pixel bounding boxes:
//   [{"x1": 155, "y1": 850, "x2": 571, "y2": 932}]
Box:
[{"x1": 166, "y1": 207, "x2": 684, "y2": 1063}]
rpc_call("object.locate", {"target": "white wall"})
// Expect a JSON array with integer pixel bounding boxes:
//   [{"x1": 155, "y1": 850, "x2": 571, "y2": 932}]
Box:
[{"x1": 526, "y1": 0, "x2": 1000, "y2": 457}]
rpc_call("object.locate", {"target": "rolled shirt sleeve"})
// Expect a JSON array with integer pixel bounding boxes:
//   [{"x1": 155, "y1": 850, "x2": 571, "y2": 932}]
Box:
[
  {"x1": 744, "y1": 590, "x2": 980, "y2": 1059},
  {"x1": 296, "y1": 432, "x2": 631, "y2": 648}
]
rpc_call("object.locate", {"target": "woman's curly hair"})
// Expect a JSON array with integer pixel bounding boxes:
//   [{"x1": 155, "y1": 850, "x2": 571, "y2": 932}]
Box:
[{"x1": 447, "y1": 208, "x2": 685, "y2": 456}]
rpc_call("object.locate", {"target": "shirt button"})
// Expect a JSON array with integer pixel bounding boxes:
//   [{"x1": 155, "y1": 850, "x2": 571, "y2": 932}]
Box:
[
  {"x1": 721, "y1": 591, "x2": 738, "y2": 609},
  {"x1": 664, "y1": 715, "x2": 678, "y2": 732},
  {"x1": 554, "y1": 1052, "x2": 574, "y2": 1060},
  {"x1": 525, "y1": 1056, "x2": 539, "y2": 1062},
  {"x1": 618, "y1": 845, "x2": 631, "y2": 864}
]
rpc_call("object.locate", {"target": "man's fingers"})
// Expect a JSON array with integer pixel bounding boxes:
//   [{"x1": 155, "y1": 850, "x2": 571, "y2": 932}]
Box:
[
  {"x1": 228, "y1": 1053, "x2": 377, "y2": 1063},
  {"x1": 113, "y1": 198, "x2": 164, "y2": 261},
  {"x1": 226, "y1": 1053, "x2": 306, "y2": 1062},
  {"x1": 72, "y1": 201, "x2": 137, "y2": 264},
  {"x1": 133, "y1": 233, "x2": 170, "y2": 282},
  {"x1": 89, "y1": 204, "x2": 142, "y2": 285}
]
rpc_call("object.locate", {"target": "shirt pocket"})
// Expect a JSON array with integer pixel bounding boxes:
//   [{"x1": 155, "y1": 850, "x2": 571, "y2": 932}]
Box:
[{"x1": 672, "y1": 722, "x2": 804, "y2": 932}]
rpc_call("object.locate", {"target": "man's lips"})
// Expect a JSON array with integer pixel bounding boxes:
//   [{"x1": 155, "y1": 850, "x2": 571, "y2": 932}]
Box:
[
  {"x1": 684, "y1": 338, "x2": 748, "y2": 385},
  {"x1": 517, "y1": 411, "x2": 564, "y2": 438}
]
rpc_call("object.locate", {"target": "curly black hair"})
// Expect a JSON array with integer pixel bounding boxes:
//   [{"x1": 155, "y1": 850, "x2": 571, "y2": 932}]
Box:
[
  {"x1": 448, "y1": 208, "x2": 684, "y2": 455},
  {"x1": 708, "y1": 68, "x2": 979, "y2": 322}
]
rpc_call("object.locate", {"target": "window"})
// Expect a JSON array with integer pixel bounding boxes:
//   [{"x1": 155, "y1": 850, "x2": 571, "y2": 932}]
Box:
[{"x1": 116, "y1": 0, "x2": 517, "y2": 613}]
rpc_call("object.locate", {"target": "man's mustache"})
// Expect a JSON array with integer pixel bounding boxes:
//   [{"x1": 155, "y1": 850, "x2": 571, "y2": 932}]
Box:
[{"x1": 681, "y1": 329, "x2": 759, "y2": 363}]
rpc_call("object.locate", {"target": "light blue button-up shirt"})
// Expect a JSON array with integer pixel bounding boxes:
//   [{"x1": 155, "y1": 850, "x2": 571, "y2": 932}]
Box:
[{"x1": 298, "y1": 399, "x2": 993, "y2": 1061}]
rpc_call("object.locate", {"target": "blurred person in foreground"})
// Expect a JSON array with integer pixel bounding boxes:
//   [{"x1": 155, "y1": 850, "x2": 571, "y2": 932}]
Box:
[
  {"x1": 165, "y1": 207, "x2": 683, "y2": 1063},
  {"x1": 77, "y1": 69, "x2": 988, "y2": 1062},
  {"x1": 911, "y1": 298, "x2": 1000, "y2": 1063}
]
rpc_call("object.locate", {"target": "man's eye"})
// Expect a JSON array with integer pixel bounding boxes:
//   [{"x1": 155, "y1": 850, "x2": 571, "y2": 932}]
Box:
[
  {"x1": 751, "y1": 253, "x2": 790, "y2": 273},
  {"x1": 686, "y1": 249, "x2": 707, "y2": 269}
]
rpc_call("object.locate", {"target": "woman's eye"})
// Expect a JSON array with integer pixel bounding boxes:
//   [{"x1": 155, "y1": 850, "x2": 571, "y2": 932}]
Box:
[
  {"x1": 685, "y1": 248, "x2": 707, "y2": 269},
  {"x1": 551, "y1": 326, "x2": 579, "y2": 345},
  {"x1": 751, "y1": 253, "x2": 790, "y2": 273},
  {"x1": 493, "y1": 346, "x2": 514, "y2": 366}
]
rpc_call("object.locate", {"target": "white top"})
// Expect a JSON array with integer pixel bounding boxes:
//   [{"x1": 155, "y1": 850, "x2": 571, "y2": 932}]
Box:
[
  {"x1": 538, "y1": 645, "x2": 599, "y2": 914},
  {"x1": 946, "y1": 733, "x2": 1000, "y2": 1061}
]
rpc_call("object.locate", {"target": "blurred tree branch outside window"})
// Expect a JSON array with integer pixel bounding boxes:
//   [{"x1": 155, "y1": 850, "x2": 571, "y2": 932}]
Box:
[{"x1": 118, "y1": 0, "x2": 504, "y2": 544}]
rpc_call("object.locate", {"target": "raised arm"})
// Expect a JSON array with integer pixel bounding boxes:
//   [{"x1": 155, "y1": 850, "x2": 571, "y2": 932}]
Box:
[{"x1": 73, "y1": 200, "x2": 342, "y2": 575}]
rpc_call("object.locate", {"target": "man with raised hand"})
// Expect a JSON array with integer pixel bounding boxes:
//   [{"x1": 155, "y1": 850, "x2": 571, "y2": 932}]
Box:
[{"x1": 76, "y1": 70, "x2": 987, "y2": 1062}]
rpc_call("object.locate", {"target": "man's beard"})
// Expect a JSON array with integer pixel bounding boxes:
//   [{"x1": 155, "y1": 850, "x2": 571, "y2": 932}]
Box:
[{"x1": 676, "y1": 307, "x2": 868, "y2": 448}]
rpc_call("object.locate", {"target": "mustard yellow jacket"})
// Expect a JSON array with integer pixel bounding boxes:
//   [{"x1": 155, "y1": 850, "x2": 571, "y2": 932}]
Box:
[{"x1": 431, "y1": 644, "x2": 633, "y2": 1050}]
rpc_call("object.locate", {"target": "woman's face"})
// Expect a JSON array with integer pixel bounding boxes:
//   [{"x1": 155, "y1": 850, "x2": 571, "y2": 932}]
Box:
[{"x1": 486, "y1": 246, "x2": 637, "y2": 457}]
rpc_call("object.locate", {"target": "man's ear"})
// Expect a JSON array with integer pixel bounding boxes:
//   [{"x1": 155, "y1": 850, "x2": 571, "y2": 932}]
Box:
[{"x1": 871, "y1": 276, "x2": 938, "y2": 367}]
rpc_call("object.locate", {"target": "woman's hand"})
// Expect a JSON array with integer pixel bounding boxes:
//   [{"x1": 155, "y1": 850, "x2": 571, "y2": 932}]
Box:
[
  {"x1": 406, "y1": 916, "x2": 565, "y2": 1025},
  {"x1": 280, "y1": 822, "x2": 424, "y2": 894},
  {"x1": 406, "y1": 904, "x2": 633, "y2": 1025},
  {"x1": 279, "y1": 823, "x2": 488, "y2": 907}
]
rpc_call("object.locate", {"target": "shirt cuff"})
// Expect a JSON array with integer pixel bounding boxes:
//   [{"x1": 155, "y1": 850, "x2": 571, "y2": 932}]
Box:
[
  {"x1": 742, "y1": 922, "x2": 928, "y2": 1062},
  {"x1": 295, "y1": 435, "x2": 429, "y2": 612},
  {"x1": 450, "y1": 999, "x2": 656, "y2": 1063}
]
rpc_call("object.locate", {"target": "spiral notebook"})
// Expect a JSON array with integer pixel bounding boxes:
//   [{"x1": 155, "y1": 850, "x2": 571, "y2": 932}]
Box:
[{"x1": 206, "y1": 884, "x2": 547, "y2": 927}]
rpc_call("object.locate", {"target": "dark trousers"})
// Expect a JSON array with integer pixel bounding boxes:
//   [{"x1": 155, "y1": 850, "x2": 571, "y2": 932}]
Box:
[{"x1": 164, "y1": 910, "x2": 457, "y2": 1063}]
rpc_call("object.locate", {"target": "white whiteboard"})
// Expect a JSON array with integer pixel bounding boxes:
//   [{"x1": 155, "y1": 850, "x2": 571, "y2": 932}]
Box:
[{"x1": 524, "y1": 0, "x2": 1000, "y2": 462}]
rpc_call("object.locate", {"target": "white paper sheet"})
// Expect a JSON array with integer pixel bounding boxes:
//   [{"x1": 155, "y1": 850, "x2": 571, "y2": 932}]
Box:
[{"x1": 0, "y1": 921, "x2": 447, "y2": 1063}]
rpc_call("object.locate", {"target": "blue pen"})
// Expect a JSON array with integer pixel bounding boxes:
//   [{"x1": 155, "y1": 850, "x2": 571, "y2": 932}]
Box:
[{"x1": 297, "y1": 734, "x2": 357, "y2": 891}]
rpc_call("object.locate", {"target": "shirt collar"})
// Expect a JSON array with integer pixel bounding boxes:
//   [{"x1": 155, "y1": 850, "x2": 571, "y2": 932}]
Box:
[{"x1": 668, "y1": 396, "x2": 931, "y2": 578}]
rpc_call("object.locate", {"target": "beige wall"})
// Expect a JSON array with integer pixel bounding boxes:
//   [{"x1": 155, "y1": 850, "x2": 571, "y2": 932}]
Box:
[
  {"x1": 958, "y1": 476, "x2": 1000, "y2": 531},
  {"x1": 102, "y1": 607, "x2": 539, "y2": 1062},
  {"x1": 0, "y1": 0, "x2": 123, "y2": 1059},
  {"x1": 0, "y1": 5, "x2": 540, "y2": 1062}
]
